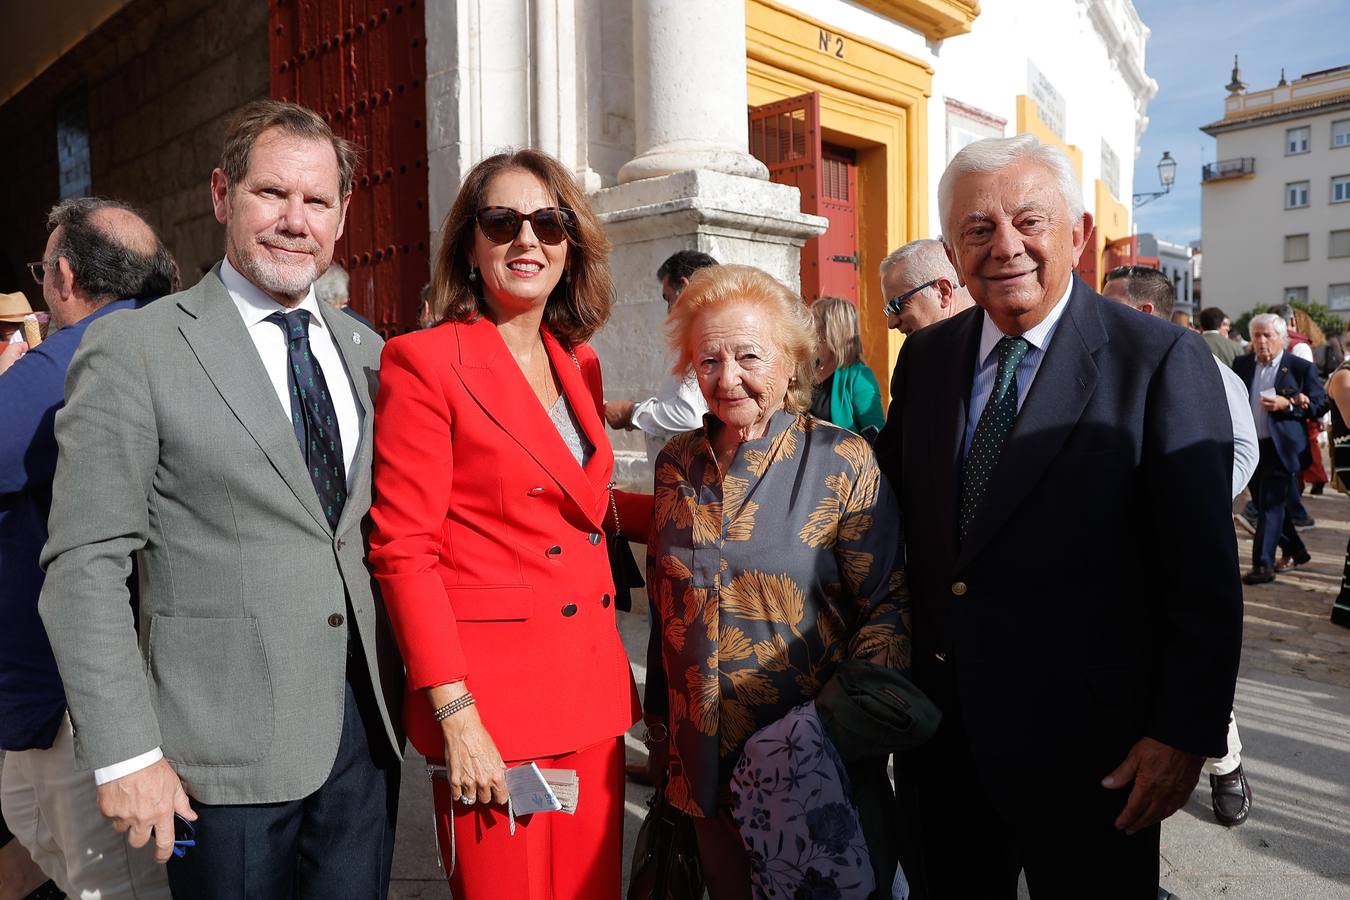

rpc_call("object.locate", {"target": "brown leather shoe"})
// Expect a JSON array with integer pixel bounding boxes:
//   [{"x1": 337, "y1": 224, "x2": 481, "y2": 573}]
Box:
[{"x1": 1210, "y1": 765, "x2": 1251, "y2": 827}]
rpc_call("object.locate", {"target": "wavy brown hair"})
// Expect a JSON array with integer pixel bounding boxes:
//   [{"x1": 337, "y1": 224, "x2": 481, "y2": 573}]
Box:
[{"x1": 429, "y1": 149, "x2": 613, "y2": 345}]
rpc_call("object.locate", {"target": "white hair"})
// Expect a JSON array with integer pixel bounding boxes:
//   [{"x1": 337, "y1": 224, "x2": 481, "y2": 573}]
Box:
[
  {"x1": 313, "y1": 263, "x2": 350, "y2": 306},
  {"x1": 938, "y1": 134, "x2": 1086, "y2": 243},
  {"x1": 879, "y1": 239, "x2": 958, "y2": 302},
  {"x1": 1249, "y1": 313, "x2": 1288, "y2": 342}
]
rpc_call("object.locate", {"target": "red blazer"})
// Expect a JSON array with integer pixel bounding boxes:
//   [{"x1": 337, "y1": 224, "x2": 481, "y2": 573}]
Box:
[{"x1": 370, "y1": 318, "x2": 643, "y2": 760}]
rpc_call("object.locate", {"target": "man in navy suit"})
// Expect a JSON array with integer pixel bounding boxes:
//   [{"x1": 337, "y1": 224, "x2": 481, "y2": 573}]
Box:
[
  {"x1": 876, "y1": 134, "x2": 1243, "y2": 899},
  {"x1": 1233, "y1": 314, "x2": 1328, "y2": 584},
  {"x1": 0, "y1": 197, "x2": 175, "y2": 898}
]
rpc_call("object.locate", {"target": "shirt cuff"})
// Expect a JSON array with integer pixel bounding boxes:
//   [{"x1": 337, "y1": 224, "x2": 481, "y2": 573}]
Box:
[{"x1": 94, "y1": 748, "x2": 164, "y2": 785}]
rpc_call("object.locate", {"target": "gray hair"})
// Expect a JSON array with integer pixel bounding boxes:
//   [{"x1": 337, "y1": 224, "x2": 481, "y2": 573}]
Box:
[
  {"x1": 313, "y1": 263, "x2": 350, "y2": 306},
  {"x1": 879, "y1": 239, "x2": 959, "y2": 295},
  {"x1": 1250, "y1": 313, "x2": 1287, "y2": 342},
  {"x1": 938, "y1": 134, "x2": 1086, "y2": 242}
]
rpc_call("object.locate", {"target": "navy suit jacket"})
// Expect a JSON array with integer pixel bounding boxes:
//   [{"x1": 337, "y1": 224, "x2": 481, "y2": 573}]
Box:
[
  {"x1": 1232, "y1": 351, "x2": 1328, "y2": 472},
  {"x1": 0, "y1": 298, "x2": 146, "y2": 750},
  {"x1": 876, "y1": 277, "x2": 1243, "y2": 822}
]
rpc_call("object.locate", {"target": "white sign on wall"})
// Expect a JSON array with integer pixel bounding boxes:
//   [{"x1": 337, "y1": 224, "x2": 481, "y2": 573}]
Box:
[{"x1": 1027, "y1": 62, "x2": 1067, "y2": 140}]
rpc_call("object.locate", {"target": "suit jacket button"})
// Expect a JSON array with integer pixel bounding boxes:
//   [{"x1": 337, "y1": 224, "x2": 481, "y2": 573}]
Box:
[
  {"x1": 601, "y1": 594, "x2": 611, "y2": 608},
  {"x1": 934, "y1": 652, "x2": 948, "y2": 663},
  {"x1": 547, "y1": 545, "x2": 563, "y2": 557},
  {"x1": 589, "y1": 533, "x2": 602, "y2": 545},
  {"x1": 528, "y1": 486, "x2": 545, "y2": 496},
  {"x1": 328, "y1": 613, "x2": 345, "y2": 627},
  {"x1": 951, "y1": 582, "x2": 967, "y2": 597},
  {"x1": 561, "y1": 603, "x2": 578, "y2": 617}
]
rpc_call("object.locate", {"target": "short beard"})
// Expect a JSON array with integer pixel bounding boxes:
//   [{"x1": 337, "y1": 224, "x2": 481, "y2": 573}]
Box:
[{"x1": 230, "y1": 233, "x2": 323, "y2": 300}]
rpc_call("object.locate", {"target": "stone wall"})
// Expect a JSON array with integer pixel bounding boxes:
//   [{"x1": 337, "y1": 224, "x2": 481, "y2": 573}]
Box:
[{"x1": 0, "y1": 0, "x2": 267, "y2": 303}]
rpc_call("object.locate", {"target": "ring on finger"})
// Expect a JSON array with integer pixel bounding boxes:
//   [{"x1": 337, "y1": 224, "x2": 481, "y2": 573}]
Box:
[{"x1": 459, "y1": 794, "x2": 475, "y2": 805}]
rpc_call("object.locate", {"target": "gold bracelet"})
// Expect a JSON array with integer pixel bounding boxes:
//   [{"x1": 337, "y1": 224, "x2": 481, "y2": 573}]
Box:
[{"x1": 433, "y1": 693, "x2": 475, "y2": 722}]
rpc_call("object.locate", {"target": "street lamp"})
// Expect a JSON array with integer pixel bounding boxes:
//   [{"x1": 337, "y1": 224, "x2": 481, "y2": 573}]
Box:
[{"x1": 1134, "y1": 151, "x2": 1176, "y2": 207}]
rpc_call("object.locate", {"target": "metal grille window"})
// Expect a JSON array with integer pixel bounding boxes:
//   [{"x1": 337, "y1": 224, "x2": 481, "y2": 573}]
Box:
[
  {"x1": 822, "y1": 156, "x2": 850, "y2": 201},
  {"x1": 1287, "y1": 181, "x2": 1311, "y2": 209},
  {"x1": 1287, "y1": 126, "x2": 1311, "y2": 155},
  {"x1": 1333, "y1": 119, "x2": 1350, "y2": 148},
  {"x1": 1333, "y1": 175, "x2": 1350, "y2": 204},
  {"x1": 1330, "y1": 229, "x2": 1350, "y2": 259},
  {"x1": 1285, "y1": 234, "x2": 1310, "y2": 262},
  {"x1": 749, "y1": 109, "x2": 809, "y2": 165}
]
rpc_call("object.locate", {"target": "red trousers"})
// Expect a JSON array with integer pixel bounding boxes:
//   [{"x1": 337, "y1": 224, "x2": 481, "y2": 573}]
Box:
[{"x1": 431, "y1": 737, "x2": 624, "y2": 899}]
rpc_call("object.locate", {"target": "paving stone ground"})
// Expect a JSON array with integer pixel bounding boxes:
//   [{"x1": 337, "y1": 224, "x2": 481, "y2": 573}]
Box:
[{"x1": 390, "y1": 492, "x2": 1350, "y2": 899}]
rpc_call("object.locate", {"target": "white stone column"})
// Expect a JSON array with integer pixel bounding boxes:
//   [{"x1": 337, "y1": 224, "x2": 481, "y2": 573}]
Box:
[{"x1": 617, "y1": 0, "x2": 768, "y2": 183}]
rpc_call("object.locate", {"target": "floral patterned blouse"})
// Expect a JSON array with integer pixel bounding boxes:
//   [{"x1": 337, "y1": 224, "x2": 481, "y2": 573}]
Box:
[{"x1": 645, "y1": 409, "x2": 910, "y2": 817}]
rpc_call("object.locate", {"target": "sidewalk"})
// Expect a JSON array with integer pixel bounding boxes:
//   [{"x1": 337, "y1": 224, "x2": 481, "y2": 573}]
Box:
[{"x1": 388, "y1": 492, "x2": 1350, "y2": 899}]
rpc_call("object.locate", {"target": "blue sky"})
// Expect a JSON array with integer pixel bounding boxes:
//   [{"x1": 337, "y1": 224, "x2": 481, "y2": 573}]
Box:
[{"x1": 1130, "y1": 0, "x2": 1350, "y2": 245}]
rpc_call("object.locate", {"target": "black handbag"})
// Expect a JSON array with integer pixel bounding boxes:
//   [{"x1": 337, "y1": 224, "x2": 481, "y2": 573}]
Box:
[
  {"x1": 606, "y1": 483, "x2": 644, "y2": 613},
  {"x1": 626, "y1": 777, "x2": 704, "y2": 900}
]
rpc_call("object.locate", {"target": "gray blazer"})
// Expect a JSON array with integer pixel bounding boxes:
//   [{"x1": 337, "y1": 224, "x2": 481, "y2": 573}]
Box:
[{"x1": 39, "y1": 267, "x2": 404, "y2": 805}]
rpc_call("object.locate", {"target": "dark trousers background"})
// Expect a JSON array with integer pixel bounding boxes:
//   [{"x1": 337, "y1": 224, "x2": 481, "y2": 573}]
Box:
[{"x1": 1253, "y1": 440, "x2": 1306, "y2": 569}]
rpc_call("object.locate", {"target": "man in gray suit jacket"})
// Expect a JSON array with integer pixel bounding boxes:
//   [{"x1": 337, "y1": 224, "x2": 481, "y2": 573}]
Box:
[{"x1": 39, "y1": 99, "x2": 404, "y2": 898}]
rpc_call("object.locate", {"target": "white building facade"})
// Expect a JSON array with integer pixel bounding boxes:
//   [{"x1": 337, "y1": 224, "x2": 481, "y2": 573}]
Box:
[
  {"x1": 1201, "y1": 63, "x2": 1350, "y2": 316},
  {"x1": 421, "y1": 0, "x2": 1156, "y2": 484}
]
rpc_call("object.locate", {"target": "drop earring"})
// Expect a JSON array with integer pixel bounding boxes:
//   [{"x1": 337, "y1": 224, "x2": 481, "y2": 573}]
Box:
[{"x1": 468, "y1": 265, "x2": 478, "y2": 282}]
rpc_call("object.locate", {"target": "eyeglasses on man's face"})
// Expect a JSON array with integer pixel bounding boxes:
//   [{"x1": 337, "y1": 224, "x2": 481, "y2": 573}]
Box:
[
  {"x1": 884, "y1": 279, "x2": 939, "y2": 317},
  {"x1": 26, "y1": 259, "x2": 55, "y2": 286}
]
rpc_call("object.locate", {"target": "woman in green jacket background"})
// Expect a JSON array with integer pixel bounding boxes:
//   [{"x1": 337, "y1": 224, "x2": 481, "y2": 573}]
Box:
[{"x1": 810, "y1": 295, "x2": 886, "y2": 442}]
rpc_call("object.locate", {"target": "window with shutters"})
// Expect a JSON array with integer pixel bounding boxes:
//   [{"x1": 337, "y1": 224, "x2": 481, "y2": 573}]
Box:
[
  {"x1": 1286, "y1": 181, "x2": 1310, "y2": 209},
  {"x1": 1330, "y1": 284, "x2": 1350, "y2": 311},
  {"x1": 1333, "y1": 175, "x2": 1350, "y2": 204},
  {"x1": 1287, "y1": 125, "x2": 1310, "y2": 155},
  {"x1": 1284, "y1": 234, "x2": 1310, "y2": 262},
  {"x1": 1330, "y1": 229, "x2": 1350, "y2": 259},
  {"x1": 1332, "y1": 119, "x2": 1350, "y2": 149}
]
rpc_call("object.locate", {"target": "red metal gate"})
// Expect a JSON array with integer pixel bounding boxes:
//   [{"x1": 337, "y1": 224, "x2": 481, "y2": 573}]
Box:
[
  {"x1": 749, "y1": 92, "x2": 825, "y2": 302},
  {"x1": 269, "y1": 0, "x2": 429, "y2": 337}
]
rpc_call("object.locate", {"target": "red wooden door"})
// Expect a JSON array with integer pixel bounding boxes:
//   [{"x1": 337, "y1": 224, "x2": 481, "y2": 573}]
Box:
[
  {"x1": 748, "y1": 92, "x2": 824, "y2": 301},
  {"x1": 269, "y1": 0, "x2": 429, "y2": 337},
  {"x1": 818, "y1": 145, "x2": 858, "y2": 303}
]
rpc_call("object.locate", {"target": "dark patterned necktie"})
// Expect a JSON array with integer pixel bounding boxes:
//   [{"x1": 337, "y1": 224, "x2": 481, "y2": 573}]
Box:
[
  {"x1": 267, "y1": 310, "x2": 346, "y2": 530},
  {"x1": 959, "y1": 335, "x2": 1031, "y2": 540}
]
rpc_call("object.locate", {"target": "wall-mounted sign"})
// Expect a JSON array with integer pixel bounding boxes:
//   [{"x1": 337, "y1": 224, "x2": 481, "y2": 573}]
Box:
[
  {"x1": 1027, "y1": 62, "x2": 1066, "y2": 140},
  {"x1": 817, "y1": 29, "x2": 845, "y2": 59}
]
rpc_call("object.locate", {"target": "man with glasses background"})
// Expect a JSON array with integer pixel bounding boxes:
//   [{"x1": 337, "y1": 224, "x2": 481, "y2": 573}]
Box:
[
  {"x1": 880, "y1": 238, "x2": 974, "y2": 335},
  {"x1": 1, "y1": 197, "x2": 175, "y2": 899}
]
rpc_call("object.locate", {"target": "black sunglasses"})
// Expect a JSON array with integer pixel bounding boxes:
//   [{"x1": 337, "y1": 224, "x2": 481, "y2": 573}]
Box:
[
  {"x1": 475, "y1": 206, "x2": 576, "y2": 246},
  {"x1": 884, "y1": 279, "x2": 939, "y2": 317}
]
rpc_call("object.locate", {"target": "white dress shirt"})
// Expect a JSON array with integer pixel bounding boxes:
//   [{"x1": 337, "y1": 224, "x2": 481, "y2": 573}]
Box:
[
  {"x1": 1217, "y1": 359, "x2": 1258, "y2": 497},
  {"x1": 94, "y1": 258, "x2": 363, "y2": 786},
  {"x1": 962, "y1": 278, "x2": 1073, "y2": 461},
  {"x1": 1249, "y1": 351, "x2": 1282, "y2": 441},
  {"x1": 633, "y1": 367, "x2": 709, "y2": 461}
]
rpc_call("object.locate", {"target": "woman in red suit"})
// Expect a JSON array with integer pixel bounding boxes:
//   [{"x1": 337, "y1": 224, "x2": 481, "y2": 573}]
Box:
[{"x1": 369, "y1": 148, "x2": 647, "y2": 898}]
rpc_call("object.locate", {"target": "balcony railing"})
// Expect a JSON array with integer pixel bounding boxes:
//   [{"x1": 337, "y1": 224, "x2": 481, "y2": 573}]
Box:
[{"x1": 1202, "y1": 158, "x2": 1256, "y2": 182}]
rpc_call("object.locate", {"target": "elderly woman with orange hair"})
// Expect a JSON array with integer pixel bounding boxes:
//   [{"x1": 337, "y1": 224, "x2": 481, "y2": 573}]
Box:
[
  {"x1": 369, "y1": 148, "x2": 647, "y2": 898},
  {"x1": 642, "y1": 264, "x2": 909, "y2": 899}
]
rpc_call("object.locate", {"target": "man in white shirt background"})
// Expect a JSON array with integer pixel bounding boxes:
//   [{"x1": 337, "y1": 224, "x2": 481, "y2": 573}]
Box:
[{"x1": 604, "y1": 250, "x2": 715, "y2": 460}]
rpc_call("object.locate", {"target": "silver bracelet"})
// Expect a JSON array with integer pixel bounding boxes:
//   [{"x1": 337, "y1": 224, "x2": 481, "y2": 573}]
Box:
[
  {"x1": 432, "y1": 693, "x2": 475, "y2": 722},
  {"x1": 641, "y1": 721, "x2": 669, "y2": 745}
]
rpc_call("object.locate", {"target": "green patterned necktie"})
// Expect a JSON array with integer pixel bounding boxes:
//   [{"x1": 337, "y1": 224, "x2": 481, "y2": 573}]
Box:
[{"x1": 959, "y1": 335, "x2": 1031, "y2": 540}]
